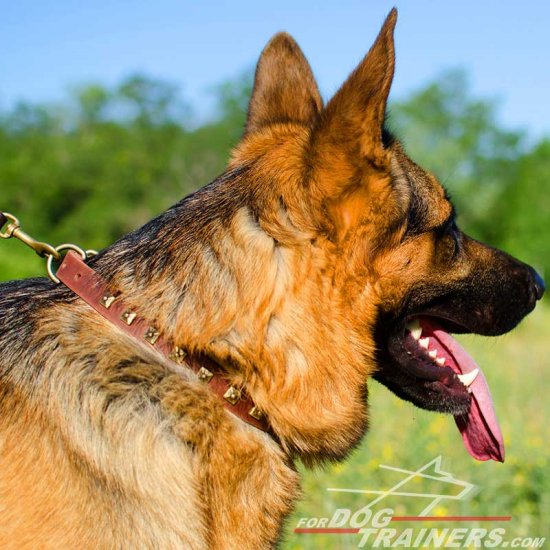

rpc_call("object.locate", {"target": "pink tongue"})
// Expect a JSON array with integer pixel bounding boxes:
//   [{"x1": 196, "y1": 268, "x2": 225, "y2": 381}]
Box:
[{"x1": 419, "y1": 319, "x2": 505, "y2": 463}]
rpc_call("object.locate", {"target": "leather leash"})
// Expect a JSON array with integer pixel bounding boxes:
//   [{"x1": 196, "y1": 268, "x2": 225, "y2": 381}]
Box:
[{"x1": 0, "y1": 211, "x2": 268, "y2": 433}]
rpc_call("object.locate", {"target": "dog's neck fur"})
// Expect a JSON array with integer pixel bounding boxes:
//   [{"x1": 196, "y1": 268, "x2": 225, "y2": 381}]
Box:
[{"x1": 87, "y1": 165, "x2": 376, "y2": 462}]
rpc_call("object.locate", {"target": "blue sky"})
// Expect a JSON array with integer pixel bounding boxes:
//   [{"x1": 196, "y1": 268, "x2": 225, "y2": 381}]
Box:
[{"x1": 2, "y1": 0, "x2": 549, "y2": 139}]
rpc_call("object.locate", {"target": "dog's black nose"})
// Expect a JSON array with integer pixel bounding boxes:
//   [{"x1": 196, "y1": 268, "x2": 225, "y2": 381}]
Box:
[{"x1": 533, "y1": 270, "x2": 546, "y2": 301}]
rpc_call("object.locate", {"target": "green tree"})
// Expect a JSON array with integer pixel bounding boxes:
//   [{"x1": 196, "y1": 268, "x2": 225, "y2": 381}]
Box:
[
  {"x1": 0, "y1": 70, "x2": 548, "y2": 285},
  {"x1": 497, "y1": 139, "x2": 550, "y2": 280},
  {"x1": 389, "y1": 70, "x2": 523, "y2": 244}
]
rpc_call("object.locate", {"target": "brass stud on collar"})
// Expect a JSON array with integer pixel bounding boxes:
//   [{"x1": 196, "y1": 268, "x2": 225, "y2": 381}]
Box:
[
  {"x1": 121, "y1": 309, "x2": 137, "y2": 325},
  {"x1": 169, "y1": 346, "x2": 187, "y2": 364},
  {"x1": 248, "y1": 406, "x2": 264, "y2": 421},
  {"x1": 223, "y1": 386, "x2": 241, "y2": 406},
  {"x1": 197, "y1": 367, "x2": 214, "y2": 383},
  {"x1": 144, "y1": 327, "x2": 160, "y2": 345},
  {"x1": 101, "y1": 295, "x2": 116, "y2": 309}
]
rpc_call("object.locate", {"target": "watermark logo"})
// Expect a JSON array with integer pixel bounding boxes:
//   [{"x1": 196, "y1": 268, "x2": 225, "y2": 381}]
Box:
[{"x1": 294, "y1": 456, "x2": 546, "y2": 548}]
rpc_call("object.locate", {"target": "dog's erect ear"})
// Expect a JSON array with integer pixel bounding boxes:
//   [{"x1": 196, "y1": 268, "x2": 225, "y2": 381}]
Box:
[
  {"x1": 245, "y1": 33, "x2": 323, "y2": 135},
  {"x1": 313, "y1": 9, "x2": 397, "y2": 170},
  {"x1": 308, "y1": 9, "x2": 397, "y2": 237}
]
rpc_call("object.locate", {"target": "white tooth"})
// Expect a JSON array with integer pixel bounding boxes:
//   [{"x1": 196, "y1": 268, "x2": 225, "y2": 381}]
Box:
[
  {"x1": 419, "y1": 337, "x2": 429, "y2": 349},
  {"x1": 457, "y1": 369, "x2": 479, "y2": 387},
  {"x1": 436, "y1": 357, "x2": 445, "y2": 366},
  {"x1": 428, "y1": 350, "x2": 437, "y2": 359},
  {"x1": 406, "y1": 318, "x2": 422, "y2": 340}
]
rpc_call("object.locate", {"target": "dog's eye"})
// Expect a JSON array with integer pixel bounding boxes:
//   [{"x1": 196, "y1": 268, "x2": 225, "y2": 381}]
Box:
[
  {"x1": 434, "y1": 221, "x2": 461, "y2": 262},
  {"x1": 451, "y1": 232, "x2": 461, "y2": 257},
  {"x1": 448, "y1": 222, "x2": 461, "y2": 258}
]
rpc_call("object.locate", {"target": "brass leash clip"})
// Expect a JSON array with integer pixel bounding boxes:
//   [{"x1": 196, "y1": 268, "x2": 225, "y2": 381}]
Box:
[
  {"x1": 0, "y1": 211, "x2": 97, "y2": 283},
  {"x1": 0, "y1": 212, "x2": 61, "y2": 260}
]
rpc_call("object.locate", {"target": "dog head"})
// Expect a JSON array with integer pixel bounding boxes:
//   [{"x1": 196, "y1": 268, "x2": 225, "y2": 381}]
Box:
[{"x1": 169, "y1": 9, "x2": 544, "y2": 462}]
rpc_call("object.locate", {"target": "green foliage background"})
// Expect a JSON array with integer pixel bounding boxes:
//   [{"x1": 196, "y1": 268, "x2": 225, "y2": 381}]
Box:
[
  {"x1": 1, "y1": 70, "x2": 548, "y2": 282},
  {"x1": 0, "y1": 71, "x2": 548, "y2": 547}
]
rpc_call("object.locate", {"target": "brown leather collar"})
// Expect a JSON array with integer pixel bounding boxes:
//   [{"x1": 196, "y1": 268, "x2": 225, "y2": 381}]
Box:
[{"x1": 57, "y1": 251, "x2": 269, "y2": 433}]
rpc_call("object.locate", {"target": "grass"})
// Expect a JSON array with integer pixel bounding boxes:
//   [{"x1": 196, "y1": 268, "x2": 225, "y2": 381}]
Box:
[{"x1": 284, "y1": 304, "x2": 550, "y2": 548}]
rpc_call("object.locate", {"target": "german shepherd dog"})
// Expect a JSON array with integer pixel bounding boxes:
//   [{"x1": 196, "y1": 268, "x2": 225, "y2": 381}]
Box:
[{"x1": 0, "y1": 9, "x2": 544, "y2": 549}]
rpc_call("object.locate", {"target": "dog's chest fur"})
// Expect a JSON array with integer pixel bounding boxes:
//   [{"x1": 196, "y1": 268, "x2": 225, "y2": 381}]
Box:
[{"x1": 0, "y1": 277, "x2": 300, "y2": 548}]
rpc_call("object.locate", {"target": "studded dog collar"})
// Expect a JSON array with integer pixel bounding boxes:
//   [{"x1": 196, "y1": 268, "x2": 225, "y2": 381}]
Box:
[{"x1": 56, "y1": 250, "x2": 269, "y2": 432}]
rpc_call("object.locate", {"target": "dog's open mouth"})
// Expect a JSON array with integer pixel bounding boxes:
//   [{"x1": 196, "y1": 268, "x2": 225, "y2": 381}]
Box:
[{"x1": 377, "y1": 316, "x2": 504, "y2": 463}]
